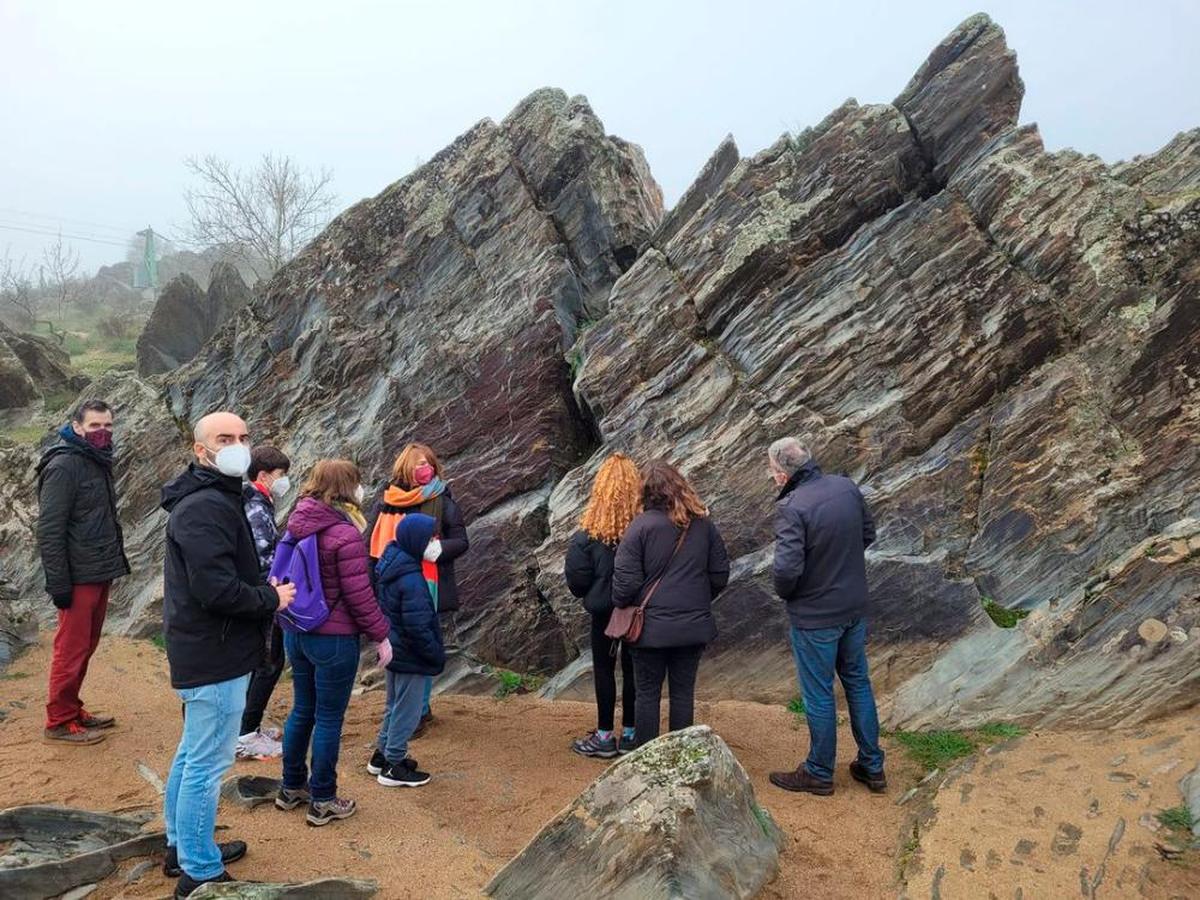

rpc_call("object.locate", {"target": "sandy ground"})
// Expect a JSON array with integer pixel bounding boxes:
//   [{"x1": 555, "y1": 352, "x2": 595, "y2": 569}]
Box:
[{"x1": 0, "y1": 635, "x2": 1195, "y2": 899}]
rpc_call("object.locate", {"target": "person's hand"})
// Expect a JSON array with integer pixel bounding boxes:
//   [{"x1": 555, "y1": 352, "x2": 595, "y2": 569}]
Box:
[
  {"x1": 271, "y1": 578, "x2": 297, "y2": 611},
  {"x1": 376, "y1": 640, "x2": 393, "y2": 668},
  {"x1": 51, "y1": 592, "x2": 72, "y2": 610},
  {"x1": 423, "y1": 538, "x2": 443, "y2": 563}
]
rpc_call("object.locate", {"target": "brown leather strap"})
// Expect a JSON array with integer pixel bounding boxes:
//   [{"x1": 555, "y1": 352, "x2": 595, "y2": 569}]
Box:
[{"x1": 638, "y1": 522, "x2": 690, "y2": 612}]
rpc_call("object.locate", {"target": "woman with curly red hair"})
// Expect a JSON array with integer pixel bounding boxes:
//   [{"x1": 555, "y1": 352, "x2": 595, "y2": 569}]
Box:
[
  {"x1": 612, "y1": 460, "x2": 729, "y2": 748},
  {"x1": 564, "y1": 453, "x2": 642, "y2": 758}
]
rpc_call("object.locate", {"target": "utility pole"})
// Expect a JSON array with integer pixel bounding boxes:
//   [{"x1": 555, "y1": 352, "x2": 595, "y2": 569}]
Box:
[{"x1": 134, "y1": 226, "x2": 159, "y2": 293}]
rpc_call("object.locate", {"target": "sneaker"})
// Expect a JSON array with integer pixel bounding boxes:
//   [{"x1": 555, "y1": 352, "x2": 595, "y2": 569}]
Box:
[
  {"x1": 306, "y1": 796, "x2": 357, "y2": 826},
  {"x1": 77, "y1": 709, "x2": 116, "y2": 729},
  {"x1": 44, "y1": 722, "x2": 105, "y2": 745},
  {"x1": 274, "y1": 785, "x2": 311, "y2": 811},
  {"x1": 849, "y1": 760, "x2": 888, "y2": 794},
  {"x1": 236, "y1": 731, "x2": 282, "y2": 760},
  {"x1": 366, "y1": 748, "x2": 387, "y2": 776},
  {"x1": 618, "y1": 732, "x2": 637, "y2": 755},
  {"x1": 769, "y1": 766, "x2": 834, "y2": 796},
  {"x1": 377, "y1": 758, "x2": 431, "y2": 788},
  {"x1": 163, "y1": 841, "x2": 247, "y2": 878},
  {"x1": 572, "y1": 731, "x2": 618, "y2": 759},
  {"x1": 260, "y1": 725, "x2": 283, "y2": 741},
  {"x1": 175, "y1": 870, "x2": 235, "y2": 898}
]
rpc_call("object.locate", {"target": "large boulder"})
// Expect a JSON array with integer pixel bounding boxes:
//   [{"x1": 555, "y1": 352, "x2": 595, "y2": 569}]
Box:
[
  {"x1": 136, "y1": 264, "x2": 250, "y2": 377},
  {"x1": 0, "y1": 321, "x2": 87, "y2": 410},
  {"x1": 485, "y1": 725, "x2": 782, "y2": 900}
]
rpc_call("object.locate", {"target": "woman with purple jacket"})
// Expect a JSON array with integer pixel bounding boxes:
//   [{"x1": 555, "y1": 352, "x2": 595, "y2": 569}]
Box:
[{"x1": 273, "y1": 460, "x2": 391, "y2": 827}]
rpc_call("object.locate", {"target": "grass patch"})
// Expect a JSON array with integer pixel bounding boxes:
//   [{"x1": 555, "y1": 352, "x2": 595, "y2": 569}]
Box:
[
  {"x1": 149, "y1": 633, "x2": 166, "y2": 652},
  {"x1": 981, "y1": 596, "x2": 1030, "y2": 628},
  {"x1": 786, "y1": 696, "x2": 806, "y2": 720},
  {"x1": 0, "y1": 423, "x2": 52, "y2": 447},
  {"x1": 1158, "y1": 805, "x2": 1197, "y2": 833},
  {"x1": 31, "y1": 317, "x2": 140, "y2": 379},
  {"x1": 891, "y1": 722, "x2": 1026, "y2": 771},
  {"x1": 488, "y1": 666, "x2": 545, "y2": 699}
]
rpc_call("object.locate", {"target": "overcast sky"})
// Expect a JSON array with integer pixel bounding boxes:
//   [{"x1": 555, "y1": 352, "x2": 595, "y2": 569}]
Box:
[{"x1": 2, "y1": 0, "x2": 1197, "y2": 273}]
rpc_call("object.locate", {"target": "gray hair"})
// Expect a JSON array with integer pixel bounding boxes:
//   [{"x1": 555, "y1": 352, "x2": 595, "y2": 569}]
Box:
[{"x1": 767, "y1": 437, "x2": 812, "y2": 475}]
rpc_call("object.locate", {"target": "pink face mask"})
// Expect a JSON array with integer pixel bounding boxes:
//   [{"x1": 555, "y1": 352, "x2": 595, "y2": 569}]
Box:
[
  {"x1": 413, "y1": 464, "x2": 435, "y2": 486},
  {"x1": 84, "y1": 429, "x2": 113, "y2": 451}
]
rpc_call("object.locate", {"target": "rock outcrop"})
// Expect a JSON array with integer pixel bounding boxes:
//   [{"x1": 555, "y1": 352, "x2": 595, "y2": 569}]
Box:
[
  {"x1": 0, "y1": 322, "x2": 88, "y2": 410},
  {"x1": 485, "y1": 725, "x2": 782, "y2": 899},
  {"x1": 0, "y1": 15, "x2": 1197, "y2": 728},
  {"x1": 135, "y1": 264, "x2": 251, "y2": 376}
]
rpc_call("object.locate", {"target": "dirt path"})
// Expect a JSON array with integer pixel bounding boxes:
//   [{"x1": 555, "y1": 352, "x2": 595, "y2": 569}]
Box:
[{"x1": 0, "y1": 635, "x2": 1195, "y2": 898}]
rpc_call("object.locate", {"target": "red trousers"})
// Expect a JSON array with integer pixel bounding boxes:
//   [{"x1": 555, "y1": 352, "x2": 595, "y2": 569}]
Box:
[{"x1": 45, "y1": 582, "x2": 110, "y2": 728}]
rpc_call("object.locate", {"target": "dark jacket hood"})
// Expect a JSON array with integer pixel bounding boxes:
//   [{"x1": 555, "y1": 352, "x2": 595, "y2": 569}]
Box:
[
  {"x1": 36, "y1": 424, "x2": 113, "y2": 476},
  {"x1": 161, "y1": 463, "x2": 242, "y2": 513},
  {"x1": 287, "y1": 496, "x2": 354, "y2": 539},
  {"x1": 377, "y1": 513, "x2": 436, "y2": 584},
  {"x1": 777, "y1": 459, "x2": 823, "y2": 501}
]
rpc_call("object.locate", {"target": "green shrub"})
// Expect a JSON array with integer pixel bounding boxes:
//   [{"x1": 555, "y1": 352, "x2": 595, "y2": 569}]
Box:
[
  {"x1": 976, "y1": 722, "x2": 1026, "y2": 741},
  {"x1": 1157, "y1": 805, "x2": 1197, "y2": 833},
  {"x1": 892, "y1": 729, "x2": 976, "y2": 770},
  {"x1": 786, "y1": 696, "x2": 806, "y2": 719},
  {"x1": 491, "y1": 667, "x2": 545, "y2": 699},
  {"x1": 981, "y1": 597, "x2": 1030, "y2": 628}
]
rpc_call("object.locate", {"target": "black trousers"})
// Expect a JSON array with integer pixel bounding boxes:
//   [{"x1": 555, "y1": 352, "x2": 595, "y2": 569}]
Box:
[
  {"x1": 631, "y1": 643, "x2": 705, "y2": 747},
  {"x1": 240, "y1": 622, "x2": 285, "y2": 735},
  {"x1": 590, "y1": 613, "x2": 635, "y2": 732}
]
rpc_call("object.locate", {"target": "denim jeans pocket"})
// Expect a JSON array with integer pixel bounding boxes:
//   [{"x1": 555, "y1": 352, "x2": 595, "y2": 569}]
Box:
[{"x1": 301, "y1": 634, "x2": 350, "y2": 668}]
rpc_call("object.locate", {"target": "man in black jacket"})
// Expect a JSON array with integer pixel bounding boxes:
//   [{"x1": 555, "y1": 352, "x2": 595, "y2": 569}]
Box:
[
  {"x1": 766, "y1": 437, "x2": 887, "y2": 797},
  {"x1": 38, "y1": 398, "x2": 130, "y2": 745},
  {"x1": 160, "y1": 411, "x2": 295, "y2": 898}
]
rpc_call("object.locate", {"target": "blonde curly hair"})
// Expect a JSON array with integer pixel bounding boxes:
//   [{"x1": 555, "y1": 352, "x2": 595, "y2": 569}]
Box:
[{"x1": 579, "y1": 453, "x2": 641, "y2": 545}]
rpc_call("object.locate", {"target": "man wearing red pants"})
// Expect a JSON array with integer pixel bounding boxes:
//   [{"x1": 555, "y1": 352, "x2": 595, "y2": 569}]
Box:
[{"x1": 37, "y1": 398, "x2": 130, "y2": 744}]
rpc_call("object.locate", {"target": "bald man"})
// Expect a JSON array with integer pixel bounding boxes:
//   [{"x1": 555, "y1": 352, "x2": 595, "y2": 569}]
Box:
[{"x1": 160, "y1": 412, "x2": 295, "y2": 897}]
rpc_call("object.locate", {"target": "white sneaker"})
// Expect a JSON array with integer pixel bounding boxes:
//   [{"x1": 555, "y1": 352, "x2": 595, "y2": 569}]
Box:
[{"x1": 236, "y1": 730, "x2": 282, "y2": 760}]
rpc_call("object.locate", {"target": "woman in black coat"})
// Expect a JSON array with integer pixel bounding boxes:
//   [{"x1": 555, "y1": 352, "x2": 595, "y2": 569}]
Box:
[
  {"x1": 564, "y1": 453, "x2": 642, "y2": 759},
  {"x1": 613, "y1": 460, "x2": 729, "y2": 747},
  {"x1": 365, "y1": 442, "x2": 469, "y2": 732}
]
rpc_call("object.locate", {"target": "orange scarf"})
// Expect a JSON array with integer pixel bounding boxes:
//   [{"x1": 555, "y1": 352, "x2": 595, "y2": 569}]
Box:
[{"x1": 368, "y1": 484, "x2": 443, "y2": 587}]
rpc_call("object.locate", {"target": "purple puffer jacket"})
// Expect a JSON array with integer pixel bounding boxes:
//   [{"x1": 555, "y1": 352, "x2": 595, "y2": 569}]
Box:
[{"x1": 284, "y1": 497, "x2": 389, "y2": 642}]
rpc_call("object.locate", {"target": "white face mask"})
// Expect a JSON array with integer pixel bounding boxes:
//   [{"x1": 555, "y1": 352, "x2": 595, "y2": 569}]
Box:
[
  {"x1": 270, "y1": 475, "x2": 291, "y2": 499},
  {"x1": 354, "y1": 484, "x2": 366, "y2": 505},
  {"x1": 206, "y1": 443, "x2": 252, "y2": 478}
]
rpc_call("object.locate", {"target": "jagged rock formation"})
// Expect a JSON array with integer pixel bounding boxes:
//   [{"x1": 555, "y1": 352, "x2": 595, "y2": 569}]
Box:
[
  {"x1": 0, "y1": 322, "x2": 88, "y2": 410},
  {"x1": 0, "y1": 15, "x2": 1196, "y2": 728},
  {"x1": 135, "y1": 264, "x2": 251, "y2": 376},
  {"x1": 485, "y1": 726, "x2": 782, "y2": 899}
]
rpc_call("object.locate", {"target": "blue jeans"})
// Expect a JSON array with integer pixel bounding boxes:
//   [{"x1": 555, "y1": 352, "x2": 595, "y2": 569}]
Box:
[
  {"x1": 790, "y1": 619, "x2": 884, "y2": 782},
  {"x1": 377, "y1": 670, "x2": 425, "y2": 763},
  {"x1": 165, "y1": 673, "x2": 250, "y2": 881},
  {"x1": 282, "y1": 632, "x2": 360, "y2": 801}
]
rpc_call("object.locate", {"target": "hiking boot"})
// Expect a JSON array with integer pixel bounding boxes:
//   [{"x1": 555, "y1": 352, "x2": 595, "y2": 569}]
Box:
[
  {"x1": 572, "y1": 731, "x2": 618, "y2": 759},
  {"x1": 618, "y1": 732, "x2": 637, "y2": 755},
  {"x1": 849, "y1": 760, "x2": 888, "y2": 794},
  {"x1": 163, "y1": 841, "x2": 247, "y2": 877},
  {"x1": 236, "y1": 730, "x2": 282, "y2": 760},
  {"x1": 274, "y1": 785, "x2": 311, "y2": 811},
  {"x1": 769, "y1": 766, "x2": 835, "y2": 796},
  {"x1": 175, "y1": 870, "x2": 235, "y2": 898},
  {"x1": 378, "y1": 758, "x2": 431, "y2": 788},
  {"x1": 44, "y1": 722, "x2": 105, "y2": 745},
  {"x1": 77, "y1": 709, "x2": 116, "y2": 729},
  {"x1": 367, "y1": 748, "x2": 387, "y2": 776},
  {"x1": 410, "y1": 711, "x2": 434, "y2": 740},
  {"x1": 307, "y1": 796, "x2": 357, "y2": 826}
]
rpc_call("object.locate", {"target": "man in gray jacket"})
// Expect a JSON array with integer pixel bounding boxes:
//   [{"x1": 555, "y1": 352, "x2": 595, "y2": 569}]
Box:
[{"x1": 766, "y1": 437, "x2": 886, "y2": 796}]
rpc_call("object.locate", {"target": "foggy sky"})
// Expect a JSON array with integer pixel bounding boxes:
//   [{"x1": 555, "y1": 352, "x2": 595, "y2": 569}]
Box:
[{"x1": 2, "y1": 0, "x2": 1197, "y2": 274}]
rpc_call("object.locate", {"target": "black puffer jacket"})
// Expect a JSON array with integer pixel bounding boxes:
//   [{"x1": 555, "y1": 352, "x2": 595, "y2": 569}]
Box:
[
  {"x1": 613, "y1": 510, "x2": 730, "y2": 649},
  {"x1": 161, "y1": 463, "x2": 279, "y2": 689},
  {"x1": 36, "y1": 425, "x2": 130, "y2": 599},
  {"x1": 564, "y1": 530, "x2": 617, "y2": 617}
]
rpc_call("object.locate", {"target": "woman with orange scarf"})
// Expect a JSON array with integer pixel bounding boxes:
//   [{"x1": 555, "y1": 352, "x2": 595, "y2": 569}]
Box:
[{"x1": 365, "y1": 443, "x2": 469, "y2": 733}]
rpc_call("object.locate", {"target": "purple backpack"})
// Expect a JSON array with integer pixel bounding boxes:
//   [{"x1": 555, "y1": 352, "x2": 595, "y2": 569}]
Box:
[{"x1": 269, "y1": 531, "x2": 331, "y2": 632}]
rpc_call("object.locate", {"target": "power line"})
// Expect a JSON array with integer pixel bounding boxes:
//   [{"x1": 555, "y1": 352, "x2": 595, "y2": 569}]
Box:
[
  {"x1": 0, "y1": 222, "x2": 131, "y2": 248},
  {"x1": 0, "y1": 206, "x2": 140, "y2": 237}
]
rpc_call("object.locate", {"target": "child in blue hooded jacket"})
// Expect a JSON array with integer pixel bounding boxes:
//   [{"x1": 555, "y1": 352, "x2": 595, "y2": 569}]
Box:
[{"x1": 368, "y1": 513, "x2": 444, "y2": 787}]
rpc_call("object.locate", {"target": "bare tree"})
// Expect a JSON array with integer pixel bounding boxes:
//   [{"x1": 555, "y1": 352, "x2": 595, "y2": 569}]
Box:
[
  {"x1": 1, "y1": 247, "x2": 63, "y2": 342},
  {"x1": 183, "y1": 154, "x2": 336, "y2": 280},
  {"x1": 41, "y1": 232, "x2": 81, "y2": 320}
]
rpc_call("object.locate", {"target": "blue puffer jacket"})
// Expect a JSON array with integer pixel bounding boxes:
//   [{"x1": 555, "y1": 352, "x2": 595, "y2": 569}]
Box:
[{"x1": 375, "y1": 514, "x2": 445, "y2": 676}]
